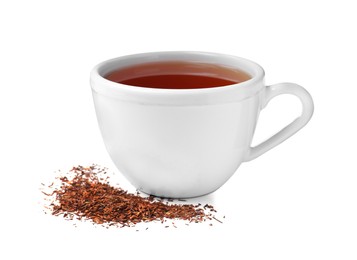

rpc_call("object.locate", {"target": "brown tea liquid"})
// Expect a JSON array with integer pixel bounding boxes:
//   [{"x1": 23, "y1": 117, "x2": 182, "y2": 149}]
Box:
[{"x1": 105, "y1": 61, "x2": 251, "y2": 89}]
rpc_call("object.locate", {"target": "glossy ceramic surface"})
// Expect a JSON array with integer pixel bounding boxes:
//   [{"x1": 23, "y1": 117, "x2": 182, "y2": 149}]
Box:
[{"x1": 91, "y1": 52, "x2": 314, "y2": 198}]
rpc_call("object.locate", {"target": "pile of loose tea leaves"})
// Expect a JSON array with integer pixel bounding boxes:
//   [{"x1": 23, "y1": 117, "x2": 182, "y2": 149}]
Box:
[{"x1": 41, "y1": 165, "x2": 221, "y2": 228}]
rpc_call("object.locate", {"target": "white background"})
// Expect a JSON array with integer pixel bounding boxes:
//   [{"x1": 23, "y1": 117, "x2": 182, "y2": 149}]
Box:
[{"x1": 1, "y1": 0, "x2": 356, "y2": 259}]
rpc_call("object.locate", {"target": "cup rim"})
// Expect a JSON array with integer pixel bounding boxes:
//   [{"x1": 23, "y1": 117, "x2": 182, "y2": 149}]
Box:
[{"x1": 90, "y1": 51, "x2": 265, "y2": 105}]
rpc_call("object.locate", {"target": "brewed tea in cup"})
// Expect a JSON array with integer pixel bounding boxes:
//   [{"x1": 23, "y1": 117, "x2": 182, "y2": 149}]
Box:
[{"x1": 91, "y1": 52, "x2": 314, "y2": 198}]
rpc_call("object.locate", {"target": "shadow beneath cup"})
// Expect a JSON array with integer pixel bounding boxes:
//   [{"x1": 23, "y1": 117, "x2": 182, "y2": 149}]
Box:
[
  {"x1": 137, "y1": 190, "x2": 215, "y2": 205},
  {"x1": 183, "y1": 193, "x2": 215, "y2": 205}
]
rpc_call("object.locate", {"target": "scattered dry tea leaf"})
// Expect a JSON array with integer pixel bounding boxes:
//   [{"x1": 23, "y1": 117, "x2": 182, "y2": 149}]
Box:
[{"x1": 42, "y1": 165, "x2": 221, "y2": 228}]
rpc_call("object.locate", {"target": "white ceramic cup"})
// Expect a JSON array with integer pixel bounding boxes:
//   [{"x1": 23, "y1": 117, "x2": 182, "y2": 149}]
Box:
[{"x1": 90, "y1": 51, "x2": 314, "y2": 198}]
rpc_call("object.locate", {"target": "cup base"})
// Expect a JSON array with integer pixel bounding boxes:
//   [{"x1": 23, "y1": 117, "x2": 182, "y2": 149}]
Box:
[{"x1": 137, "y1": 186, "x2": 219, "y2": 199}]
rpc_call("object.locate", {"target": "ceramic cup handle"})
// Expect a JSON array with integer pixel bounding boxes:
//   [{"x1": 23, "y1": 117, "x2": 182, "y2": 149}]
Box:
[{"x1": 244, "y1": 83, "x2": 314, "y2": 162}]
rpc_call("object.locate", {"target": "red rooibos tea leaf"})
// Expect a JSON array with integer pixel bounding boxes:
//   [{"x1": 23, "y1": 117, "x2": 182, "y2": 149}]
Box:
[{"x1": 42, "y1": 165, "x2": 220, "y2": 228}]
